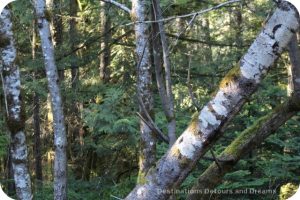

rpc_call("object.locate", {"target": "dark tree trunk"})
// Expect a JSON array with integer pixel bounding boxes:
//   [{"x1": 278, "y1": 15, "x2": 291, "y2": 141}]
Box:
[
  {"x1": 151, "y1": 0, "x2": 176, "y2": 146},
  {"x1": 6, "y1": 153, "x2": 15, "y2": 197},
  {"x1": 99, "y1": 1, "x2": 111, "y2": 83},
  {"x1": 33, "y1": 93, "x2": 43, "y2": 184},
  {"x1": 32, "y1": 19, "x2": 43, "y2": 185}
]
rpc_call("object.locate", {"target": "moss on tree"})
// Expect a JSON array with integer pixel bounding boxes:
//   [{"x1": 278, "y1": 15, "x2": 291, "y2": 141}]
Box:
[
  {"x1": 44, "y1": 10, "x2": 52, "y2": 22},
  {"x1": 219, "y1": 65, "x2": 241, "y2": 89},
  {"x1": 187, "y1": 112, "x2": 199, "y2": 135}
]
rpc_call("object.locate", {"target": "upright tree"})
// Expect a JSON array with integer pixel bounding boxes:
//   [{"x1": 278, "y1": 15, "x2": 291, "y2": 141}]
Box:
[
  {"x1": 131, "y1": 0, "x2": 156, "y2": 182},
  {"x1": 32, "y1": 19, "x2": 43, "y2": 185},
  {"x1": 34, "y1": 0, "x2": 68, "y2": 199},
  {"x1": 151, "y1": 0, "x2": 176, "y2": 146},
  {"x1": 99, "y1": 1, "x2": 111, "y2": 83},
  {"x1": 0, "y1": 8, "x2": 32, "y2": 200},
  {"x1": 46, "y1": 0, "x2": 64, "y2": 80}
]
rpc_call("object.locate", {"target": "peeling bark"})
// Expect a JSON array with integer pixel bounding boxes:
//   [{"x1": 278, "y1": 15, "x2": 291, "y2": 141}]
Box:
[
  {"x1": 186, "y1": 97, "x2": 299, "y2": 200},
  {"x1": 125, "y1": 3, "x2": 300, "y2": 199},
  {"x1": 188, "y1": 31, "x2": 300, "y2": 200},
  {"x1": 34, "y1": 0, "x2": 68, "y2": 199},
  {"x1": 131, "y1": 0, "x2": 156, "y2": 182},
  {"x1": 0, "y1": 8, "x2": 32, "y2": 200}
]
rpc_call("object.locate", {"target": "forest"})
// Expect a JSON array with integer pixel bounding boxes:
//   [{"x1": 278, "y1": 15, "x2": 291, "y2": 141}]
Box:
[{"x1": 0, "y1": 0, "x2": 300, "y2": 199}]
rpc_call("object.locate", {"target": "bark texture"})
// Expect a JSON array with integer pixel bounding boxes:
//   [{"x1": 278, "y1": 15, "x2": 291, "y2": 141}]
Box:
[
  {"x1": 186, "y1": 98, "x2": 299, "y2": 200},
  {"x1": 0, "y1": 8, "x2": 32, "y2": 200},
  {"x1": 34, "y1": 0, "x2": 68, "y2": 199},
  {"x1": 287, "y1": 34, "x2": 300, "y2": 96},
  {"x1": 187, "y1": 31, "x2": 300, "y2": 200},
  {"x1": 125, "y1": 3, "x2": 300, "y2": 199},
  {"x1": 46, "y1": 0, "x2": 64, "y2": 80},
  {"x1": 132, "y1": 0, "x2": 156, "y2": 182}
]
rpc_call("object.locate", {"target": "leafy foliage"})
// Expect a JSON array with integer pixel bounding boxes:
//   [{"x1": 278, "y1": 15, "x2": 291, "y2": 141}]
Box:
[{"x1": 1, "y1": 0, "x2": 299, "y2": 199}]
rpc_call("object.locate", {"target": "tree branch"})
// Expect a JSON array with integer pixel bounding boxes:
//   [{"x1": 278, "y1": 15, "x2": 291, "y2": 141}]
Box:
[
  {"x1": 100, "y1": 0, "x2": 130, "y2": 14},
  {"x1": 136, "y1": 112, "x2": 169, "y2": 144},
  {"x1": 151, "y1": 0, "x2": 177, "y2": 146},
  {"x1": 125, "y1": 0, "x2": 241, "y2": 25},
  {"x1": 186, "y1": 97, "x2": 299, "y2": 200},
  {"x1": 125, "y1": 3, "x2": 300, "y2": 199}
]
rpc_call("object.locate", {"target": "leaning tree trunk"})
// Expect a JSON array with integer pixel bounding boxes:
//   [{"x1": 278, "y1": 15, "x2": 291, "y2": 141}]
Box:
[
  {"x1": 187, "y1": 33, "x2": 300, "y2": 200},
  {"x1": 132, "y1": 0, "x2": 156, "y2": 183},
  {"x1": 33, "y1": 0, "x2": 68, "y2": 199},
  {"x1": 0, "y1": 8, "x2": 32, "y2": 200},
  {"x1": 125, "y1": 2, "x2": 300, "y2": 199},
  {"x1": 186, "y1": 98, "x2": 299, "y2": 200}
]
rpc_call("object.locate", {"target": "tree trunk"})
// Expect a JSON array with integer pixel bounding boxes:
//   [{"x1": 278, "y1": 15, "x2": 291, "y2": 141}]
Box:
[
  {"x1": 32, "y1": 19, "x2": 43, "y2": 186},
  {"x1": 6, "y1": 152, "x2": 16, "y2": 197},
  {"x1": 0, "y1": 8, "x2": 33, "y2": 200},
  {"x1": 186, "y1": 98, "x2": 299, "y2": 200},
  {"x1": 125, "y1": 3, "x2": 300, "y2": 199},
  {"x1": 232, "y1": 2, "x2": 243, "y2": 60},
  {"x1": 151, "y1": 0, "x2": 176, "y2": 146},
  {"x1": 70, "y1": 0, "x2": 79, "y2": 90},
  {"x1": 131, "y1": 0, "x2": 156, "y2": 183},
  {"x1": 287, "y1": 34, "x2": 300, "y2": 96},
  {"x1": 46, "y1": 0, "x2": 64, "y2": 80},
  {"x1": 99, "y1": 1, "x2": 111, "y2": 83},
  {"x1": 69, "y1": 0, "x2": 84, "y2": 179},
  {"x1": 34, "y1": 0, "x2": 68, "y2": 199},
  {"x1": 187, "y1": 33, "x2": 300, "y2": 200},
  {"x1": 33, "y1": 93, "x2": 43, "y2": 184}
]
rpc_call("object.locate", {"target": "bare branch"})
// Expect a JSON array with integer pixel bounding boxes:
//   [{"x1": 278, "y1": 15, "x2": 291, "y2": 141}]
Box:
[
  {"x1": 136, "y1": 112, "x2": 169, "y2": 144},
  {"x1": 125, "y1": 0, "x2": 241, "y2": 26},
  {"x1": 100, "y1": 0, "x2": 130, "y2": 14},
  {"x1": 151, "y1": 0, "x2": 177, "y2": 146},
  {"x1": 172, "y1": 13, "x2": 198, "y2": 47}
]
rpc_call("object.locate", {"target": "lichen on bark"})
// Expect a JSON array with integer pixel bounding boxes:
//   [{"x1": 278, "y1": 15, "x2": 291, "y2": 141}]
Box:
[
  {"x1": 125, "y1": 3, "x2": 300, "y2": 199},
  {"x1": 0, "y1": 8, "x2": 32, "y2": 200}
]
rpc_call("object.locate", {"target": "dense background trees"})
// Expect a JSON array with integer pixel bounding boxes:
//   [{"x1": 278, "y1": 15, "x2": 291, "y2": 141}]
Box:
[{"x1": 0, "y1": 0, "x2": 300, "y2": 199}]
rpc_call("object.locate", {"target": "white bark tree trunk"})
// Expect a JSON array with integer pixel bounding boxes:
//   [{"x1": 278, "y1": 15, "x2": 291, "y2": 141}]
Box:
[
  {"x1": 125, "y1": 2, "x2": 300, "y2": 199},
  {"x1": 33, "y1": 0, "x2": 68, "y2": 199},
  {"x1": 132, "y1": 0, "x2": 156, "y2": 182},
  {"x1": 0, "y1": 8, "x2": 32, "y2": 200},
  {"x1": 187, "y1": 33, "x2": 300, "y2": 200}
]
